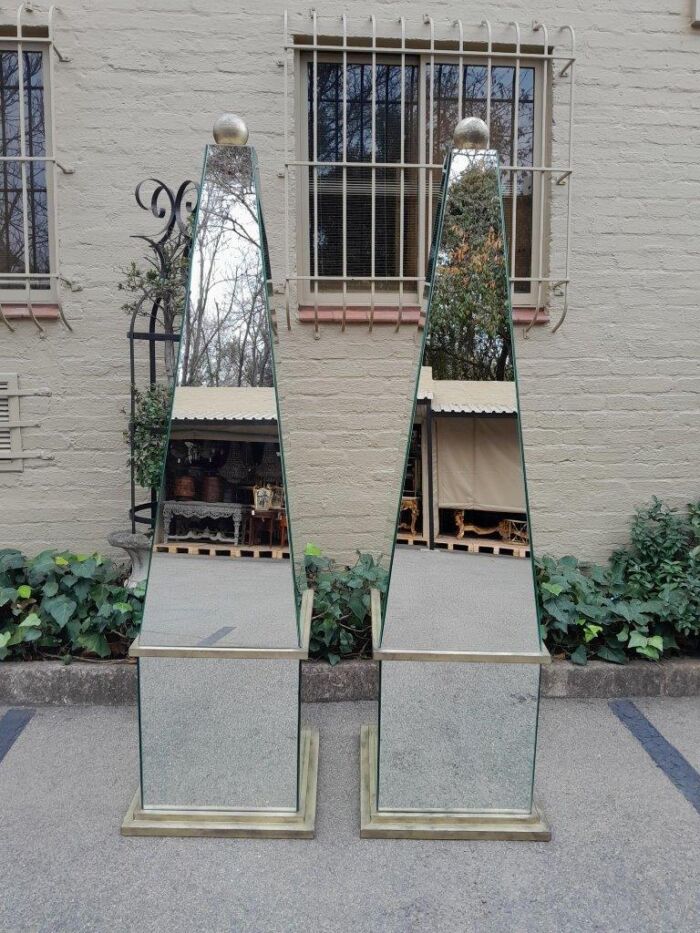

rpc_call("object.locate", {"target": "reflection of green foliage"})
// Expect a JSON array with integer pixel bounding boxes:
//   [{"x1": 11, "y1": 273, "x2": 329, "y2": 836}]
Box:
[
  {"x1": 304, "y1": 552, "x2": 389, "y2": 665},
  {"x1": 126, "y1": 384, "x2": 172, "y2": 490},
  {"x1": 425, "y1": 166, "x2": 513, "y2": 382}
]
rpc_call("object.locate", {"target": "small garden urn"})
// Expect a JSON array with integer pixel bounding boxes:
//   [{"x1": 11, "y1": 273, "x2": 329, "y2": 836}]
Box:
[{"x1": 107, "y1": 530, "x2": 151, "y2": 589}]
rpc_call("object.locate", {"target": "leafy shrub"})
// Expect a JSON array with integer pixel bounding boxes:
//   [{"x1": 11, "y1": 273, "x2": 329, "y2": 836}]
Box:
[
  {"x1": 126, "y1": 383, "x2": 172, "y2": 490},
  {"x1": 304, "y1": 551, "x2": 389, "y2": 665},
  {"x1": 537, "y1": 498, "x2": 700, "y2": 665},
  {"x1": 0, "y1": 549, "x2": 144, "y2": 661},
  {"x1": 611, "y1": 498, "x2": 700, "y2": 643}
]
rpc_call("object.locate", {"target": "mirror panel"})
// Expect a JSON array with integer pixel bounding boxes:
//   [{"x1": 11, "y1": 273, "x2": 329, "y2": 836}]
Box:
[
  {"x1": 375, "y1": 148, "x2": 544, "y2": 820},
  {"x1": 378, "y1": 663, "x2": 539, "y2": 811},
  {"x1": 139, "y1": 146, "x2": 298, "y2": 652},
  {"x1": 140, "y1": 658, "x2": 299, "y2": 810},
  {"x1": 381, "y1": 149, "x2": 541, "y2": 656},
  {"x1": 136, "y1": 145, "x2": 301, "y2": 813}
]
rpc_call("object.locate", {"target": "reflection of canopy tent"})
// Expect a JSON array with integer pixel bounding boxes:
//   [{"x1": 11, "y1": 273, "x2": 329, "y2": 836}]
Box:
[
  {"x1": 434, "y1": 418, "x2": 524, "y2": 512},
  {"x1": 171, "y1": 386, "x2": 278, "y2": 443},
  {"x1": 171, "y1": 376, "x2": 524, "y2": 532},
  {"x1": 417, "y1": 367, "x2": 525, "y2": 516}
]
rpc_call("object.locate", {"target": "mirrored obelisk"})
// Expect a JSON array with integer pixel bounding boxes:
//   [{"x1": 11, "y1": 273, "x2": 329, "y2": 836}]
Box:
[
  {"x1": 122, "y1": 116, "x2": 317, "y2": 838},
  {"x1": 362, "y1": 118, "x2": 550, "y2": 840}
]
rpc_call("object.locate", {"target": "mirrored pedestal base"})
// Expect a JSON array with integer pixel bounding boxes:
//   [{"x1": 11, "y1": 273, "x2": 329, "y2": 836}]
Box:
[
  {"x1": 121, "y1": 726, "x2": 318, "y2": 838},
  {"x1": 360, "y1": 725, "x2": 550, "y2": 841}
]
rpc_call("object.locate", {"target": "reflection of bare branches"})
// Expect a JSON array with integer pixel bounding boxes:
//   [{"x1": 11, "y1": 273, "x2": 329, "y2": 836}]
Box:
[{"x1": 179, "y1": 149, "x2": 272, "y2": 389}]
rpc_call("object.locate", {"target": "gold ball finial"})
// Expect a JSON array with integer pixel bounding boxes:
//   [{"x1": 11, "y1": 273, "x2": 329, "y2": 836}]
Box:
[
  {"x1": 453, "y1": 117, "x2": 489, "y2": 149},
  {"x1": 213, "y1": 113, "x2": 249, "y2": 146}
]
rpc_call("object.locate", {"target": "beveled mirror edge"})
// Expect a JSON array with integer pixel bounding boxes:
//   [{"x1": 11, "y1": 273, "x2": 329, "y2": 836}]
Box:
[
  {"x1": 373, "y1": 646, "x2": 551, "y2": 664},
  {"x1": 380, "y1": 150, "x2": 453, "y2": 644}
]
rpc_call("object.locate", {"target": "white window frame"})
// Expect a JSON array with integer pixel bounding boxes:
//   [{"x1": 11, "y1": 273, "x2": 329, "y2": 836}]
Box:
[
  {"x1": 283, "y1": 15, "x2": 575, "y2": 333},
  {"x1": 294, "y1": 48, "x2": 546, "y2": 311},
  {"x1": 0, "y1": 38, "x2": 57, "y2": 304}
]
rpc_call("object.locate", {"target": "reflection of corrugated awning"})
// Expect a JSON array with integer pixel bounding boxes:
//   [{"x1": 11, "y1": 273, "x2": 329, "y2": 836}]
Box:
[
  {"x1": 417, "y1": 367, "x2": 516, "y2": 415},
  {"x1": 172, "y1": 386, "x2": 276, "y2": 422},
  {"x1": 173, "y1": 370, "x2": 514, "y2": 423}
]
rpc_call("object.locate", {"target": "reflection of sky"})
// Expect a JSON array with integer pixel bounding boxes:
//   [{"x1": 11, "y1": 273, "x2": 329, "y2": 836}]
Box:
[
  {"x1": 178, "y1": 149, "x2": 271, "y2": 389},
  {"x1": 194, "y1": 178, "x2": 260, "y2": 308}
]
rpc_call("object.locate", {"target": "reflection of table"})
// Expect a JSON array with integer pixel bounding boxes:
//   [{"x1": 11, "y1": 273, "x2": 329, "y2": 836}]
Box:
[
  {"x1": 162, "y1": 501, "x2": 248, "y2": 545},
  {"x1": 399, "y1": 496, "x2": 420, "y2": 536}
]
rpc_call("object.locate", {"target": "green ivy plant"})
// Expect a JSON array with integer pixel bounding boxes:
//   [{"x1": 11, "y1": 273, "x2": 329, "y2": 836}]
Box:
[
  {"x1": 3, "y1": 498, "x2": 697, "y2": 668},
  {"x1": 0, "y1": 549, "x2": 144, "y2": 661},
  {"x1": 304, "y1": 550, "x2": 389, "y2": 666}
]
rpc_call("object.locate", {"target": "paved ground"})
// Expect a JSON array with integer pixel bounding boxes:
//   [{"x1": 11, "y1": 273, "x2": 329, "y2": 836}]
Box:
[
  {"x1": 1, "y1": 698, "x2": 699, "y2": 933},
  {"x1": 383, "y1": 549, "x2": 540, "y2": 653},
  {"x1": 141, "y1": 555, "x2": 299, "y2": 648}
]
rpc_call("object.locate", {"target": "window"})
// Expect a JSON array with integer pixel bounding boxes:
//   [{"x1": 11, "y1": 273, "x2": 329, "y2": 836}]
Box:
[
  {"x1": 0, "y1": 45, "x2": 51, "y2": 297},
  {"x1": 0, "y1": 373, "x2": 24, "y2": 472},
  {"x1": 298, "y1": 46, "x2": 545, "y2": 309}
]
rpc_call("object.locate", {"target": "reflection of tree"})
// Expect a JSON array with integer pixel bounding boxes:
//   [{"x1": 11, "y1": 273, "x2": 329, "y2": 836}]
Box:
[
  {"x1": 424, "y1": 166, "x2": 513, "y2": 382},
  {"x1": 179, "y1": 148, "x2": 272, "y2": 388}
]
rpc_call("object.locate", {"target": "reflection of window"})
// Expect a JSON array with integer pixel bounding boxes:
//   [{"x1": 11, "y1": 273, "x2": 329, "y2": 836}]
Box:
[
  {"x1": 303, "y1": 52, "x2": 542, "y2": 305},
  {"x1": 430, "y1": 64, "x2": 535, "y2": 294},
  {"x1": 0, "y1": 47, "x2": 51, "y2": 293}
]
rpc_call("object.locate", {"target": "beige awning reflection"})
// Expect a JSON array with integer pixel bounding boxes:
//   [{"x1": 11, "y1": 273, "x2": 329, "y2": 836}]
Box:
[{"x1": 436, "y1": 416, "x2": 525, "y2": 513}]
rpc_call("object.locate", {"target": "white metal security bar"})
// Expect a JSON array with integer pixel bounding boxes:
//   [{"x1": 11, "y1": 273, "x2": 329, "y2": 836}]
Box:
[
  {"x1": 281, "y1": 12, "x2": 575, "y2": 335},
  {"x1": 0, "y1": 2, "x2": 72, "y2": 332}
]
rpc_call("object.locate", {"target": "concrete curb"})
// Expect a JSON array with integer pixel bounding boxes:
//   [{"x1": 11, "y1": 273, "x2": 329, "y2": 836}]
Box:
[{"x1": 0, "y1": 657, "x2": 698, "y2": 706}]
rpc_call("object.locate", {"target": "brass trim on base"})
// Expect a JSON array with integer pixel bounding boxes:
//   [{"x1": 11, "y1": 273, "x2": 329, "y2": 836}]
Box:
[
  {"x1": 373, "y1": 646, "x2": 551, "y2": 664},
  {"x1": 129, "y1": 589, "x2": 314, "y2": 660},
  {"x1": 121, "y1": 726, "x2": 319, "y2": 838},
  {"x1": 360, "y1": 725, "x2": 550, "y2": 841}
]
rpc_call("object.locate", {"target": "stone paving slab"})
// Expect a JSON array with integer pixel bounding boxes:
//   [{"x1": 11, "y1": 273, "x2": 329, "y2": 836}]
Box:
[{"x1": 0, "y1": 699, "x2": 699, "y2": 932}]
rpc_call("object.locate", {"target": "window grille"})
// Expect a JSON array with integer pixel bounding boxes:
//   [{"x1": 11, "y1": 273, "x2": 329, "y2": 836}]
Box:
[
  {"x1": 282, "y1": 13, "x2": 575, "y2": 334},
  {"x1": 0, "y1": 2, "x2": 72, "y2": 332}
]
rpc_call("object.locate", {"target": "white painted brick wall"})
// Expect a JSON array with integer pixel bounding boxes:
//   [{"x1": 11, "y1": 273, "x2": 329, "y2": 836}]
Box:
[{"x1": 0, "y1": 1, "x2": 699, "y2": 565}]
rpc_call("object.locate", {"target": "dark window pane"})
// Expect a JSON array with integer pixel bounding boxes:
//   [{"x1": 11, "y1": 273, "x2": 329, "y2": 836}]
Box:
[
  {"x1": 0, "y1": 49, "x2": 49, "y2": 289},
  {"x1": 306, "y1": 57, "x2": 536, "y2": 299},
  {"x1": 308, "y1": 61, "x2": 419, "y2": 292}
]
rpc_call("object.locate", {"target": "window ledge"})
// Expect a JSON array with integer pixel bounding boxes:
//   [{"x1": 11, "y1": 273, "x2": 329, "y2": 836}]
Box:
[
  {"x1": 298, "y1": 305, "x2": 423, "y2": 326},
  {"x1": 1, "y1": 304, "x2": 60, "y2": 321},
  {"x1": 512, "y1": 307, "x2": 549, "y2": 326},
  {"x1": 297, "y1": 305, "x2": 549, "y2": 327}
]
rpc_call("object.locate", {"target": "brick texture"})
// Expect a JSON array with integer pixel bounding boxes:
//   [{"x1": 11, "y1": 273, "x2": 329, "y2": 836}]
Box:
[{"x1": 1, "y1": 2, "x2": 699, "y2": 564}]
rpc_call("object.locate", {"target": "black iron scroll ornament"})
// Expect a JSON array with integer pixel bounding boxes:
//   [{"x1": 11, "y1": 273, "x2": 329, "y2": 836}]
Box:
[{"x1": 128, "y1": 179, "x2": 199, "y2": 532}]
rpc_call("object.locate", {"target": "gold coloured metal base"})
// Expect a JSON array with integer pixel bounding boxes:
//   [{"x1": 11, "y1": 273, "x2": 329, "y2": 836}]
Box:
[
  {"x1": 360, "y1": 725, "x2": 550, "y2": 841},
  {"x1": 121, "y1": 726, "x2": 319, "y2": 838}
]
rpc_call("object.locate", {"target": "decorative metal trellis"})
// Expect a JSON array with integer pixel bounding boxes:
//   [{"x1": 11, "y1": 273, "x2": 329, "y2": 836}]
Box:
[{"x1": 127, "y1": 178, "x2": 198, "y2": 533}]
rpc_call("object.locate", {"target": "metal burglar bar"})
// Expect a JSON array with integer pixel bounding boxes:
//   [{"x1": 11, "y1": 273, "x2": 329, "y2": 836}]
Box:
[
  {"x1": 0, "y1": 2, "x2": 72, "y2": 332},
  {"x1": 282, "y1": 13, "x2": 575, "y2": 334}
]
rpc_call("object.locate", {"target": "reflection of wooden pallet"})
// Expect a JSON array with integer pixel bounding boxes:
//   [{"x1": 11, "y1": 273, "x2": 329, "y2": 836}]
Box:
[
  {"x1": 155, "y1": 543, "x2": 290, "y2": 560},
  {"x1": 396, "y1": 533, "x2": 428, "y2": 547},
  {"x1": 434, "y1": 535, "x2": 530, "y2": 559}
]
